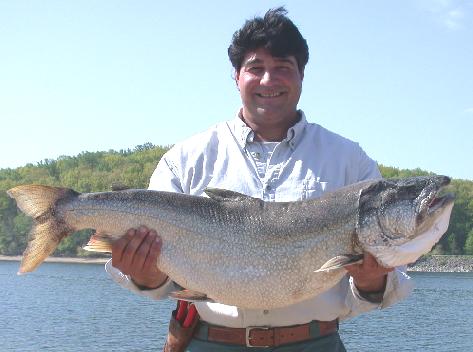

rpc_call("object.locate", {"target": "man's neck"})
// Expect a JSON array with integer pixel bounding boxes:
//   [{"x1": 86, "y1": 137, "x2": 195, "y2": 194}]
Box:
[
  {"x1": 240, "y1": 111, "x2": 300, "y2": 142},
  {"x1": 252, "y1": 128, "x2": 287, "y2": 142}
]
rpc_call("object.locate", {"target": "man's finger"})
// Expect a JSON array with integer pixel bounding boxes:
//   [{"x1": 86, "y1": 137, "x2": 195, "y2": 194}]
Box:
[
  {"x1": 111, "y1": 229, "x2": 135, "y2": 267},
  {"x1": 362, "y1": 253, "x2": 378, "y2": 268},
  {"x1": 132, "y1": 231, "x2": 157, "y2": 271},
  {"x1": 121, "y1": 228, "x2": 148, "y2": 269},
  {"x1": 143, "y1": 236, "x2": 162, "y2": 273},
  {"x1": 364, "y1": 253, "x2": 394, "y2": 272}
]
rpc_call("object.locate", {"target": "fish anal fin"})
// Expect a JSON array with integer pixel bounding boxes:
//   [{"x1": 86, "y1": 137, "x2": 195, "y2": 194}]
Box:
[
  {"x1": 168, "y1": 289, "x2": 212, "y2": 303},
  {"x1": 315, "y1": 254, "x2": 364, "y2": 273},
  {"x1": 83, "y1": 233, "x2": 113, "y2": 253}
]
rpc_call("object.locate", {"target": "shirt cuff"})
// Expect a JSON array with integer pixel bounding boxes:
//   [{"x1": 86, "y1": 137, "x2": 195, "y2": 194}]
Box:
[
  {"x1": 346, "y1": 267, "x2": 415, "y2": 314},
  {"x1": 380, "y1": 266, "x2": 415, "y2": 309},
  {"x1": 105, "y1": 259, "x2": 178, "y2": 300}
]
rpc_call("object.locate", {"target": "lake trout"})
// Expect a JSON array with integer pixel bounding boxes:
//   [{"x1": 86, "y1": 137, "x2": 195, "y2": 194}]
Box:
[{"x1": 7, "y1": 175, "x2": 454, "y2": 309}]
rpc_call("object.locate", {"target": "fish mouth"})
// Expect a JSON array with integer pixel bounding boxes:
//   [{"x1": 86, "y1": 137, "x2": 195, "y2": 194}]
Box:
[
  {"x1": 419, "y1": 176, "x2": 454, "y2": 217},
  {"x1": 427, "y1": 192, "x2": 455, "y2": 214}
]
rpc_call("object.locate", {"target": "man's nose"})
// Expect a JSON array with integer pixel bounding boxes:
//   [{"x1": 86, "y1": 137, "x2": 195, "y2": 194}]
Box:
[{"x1": 260, "y1": 70, "x2": 277, "y2": 85}]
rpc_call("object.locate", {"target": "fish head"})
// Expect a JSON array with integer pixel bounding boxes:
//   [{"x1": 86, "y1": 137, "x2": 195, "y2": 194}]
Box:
[{"x1": 357, "y1": 175, "x2": 455, "y2": 267}]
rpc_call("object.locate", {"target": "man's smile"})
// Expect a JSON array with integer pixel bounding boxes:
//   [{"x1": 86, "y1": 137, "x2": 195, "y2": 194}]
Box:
[{"x1": 256, "y1": 91, "x2": 285, "y2": 98}]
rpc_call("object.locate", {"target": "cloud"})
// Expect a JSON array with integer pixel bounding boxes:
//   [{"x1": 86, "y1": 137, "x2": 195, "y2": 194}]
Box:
[
  {"x1": 416, "y1": 0, "x2": 467, "y2": 30},
  {"x1": 465, "y1": 108, "x2": 473, "y2": 114},
  {"x1": 443, "y1": 8, "x2": 465, "y2": 30}
]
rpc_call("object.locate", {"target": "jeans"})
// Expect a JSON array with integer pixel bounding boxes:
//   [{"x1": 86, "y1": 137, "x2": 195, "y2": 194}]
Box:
[{"x1": 185, "y1": 332, "x2": 347, "y2": 352}]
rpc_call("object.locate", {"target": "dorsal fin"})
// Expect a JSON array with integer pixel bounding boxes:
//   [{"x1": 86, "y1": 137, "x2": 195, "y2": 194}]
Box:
[
  {"x1": 110, "y1": 183, "x2": 131, "y2": 191},
  {"x1": 204, "y1": 188, "x2": 258, "y2": 202}
]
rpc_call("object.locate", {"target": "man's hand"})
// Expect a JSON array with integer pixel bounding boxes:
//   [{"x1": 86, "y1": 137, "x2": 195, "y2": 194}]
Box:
[
  {"x1": 112, "y1": 225, "x2": 168, "y2": 289},
  {"x1": 345, "y1": 252, "x2": 394, "y2": 293}
]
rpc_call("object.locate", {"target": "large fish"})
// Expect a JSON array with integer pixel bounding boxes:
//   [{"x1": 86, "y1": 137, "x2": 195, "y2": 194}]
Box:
[{"x1": 7, "y1": 175, "x2": 454, "y2": 309}]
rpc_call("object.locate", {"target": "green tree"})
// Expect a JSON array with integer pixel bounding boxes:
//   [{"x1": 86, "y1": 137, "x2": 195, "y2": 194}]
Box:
[
  {"x1": 465, "y1": 229, "x2": 473, "y2": 255},
  {"x1": 0, "y1": 144, "x2": 171, "y2": 257},
  {"x1": 1, "y1": 147, "x2": 471, "y2": 257},
  {"x1": 447, "y1": 232, "x2": 462, "y2": 254}
]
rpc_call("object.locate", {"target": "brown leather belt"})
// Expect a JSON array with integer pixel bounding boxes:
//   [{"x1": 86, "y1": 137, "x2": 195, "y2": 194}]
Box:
[{"x1": 194, "y1": 319, "x2": 338, "y2": 347}]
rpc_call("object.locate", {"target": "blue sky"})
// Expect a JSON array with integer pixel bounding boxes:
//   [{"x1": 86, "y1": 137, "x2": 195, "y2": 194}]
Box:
[{"x1": 1, "y1": 0, "x2": 472, "y2": 180}]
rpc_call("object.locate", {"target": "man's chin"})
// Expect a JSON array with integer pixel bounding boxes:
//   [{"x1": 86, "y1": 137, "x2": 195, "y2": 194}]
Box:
[{"x1": 255, "y1": 107, "x2": 296, "y2": 121}]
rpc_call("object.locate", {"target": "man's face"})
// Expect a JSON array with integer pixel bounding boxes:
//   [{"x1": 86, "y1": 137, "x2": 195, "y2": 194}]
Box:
[{"x1": 236, "y1": 48, "x2": 303, "y2": 128}]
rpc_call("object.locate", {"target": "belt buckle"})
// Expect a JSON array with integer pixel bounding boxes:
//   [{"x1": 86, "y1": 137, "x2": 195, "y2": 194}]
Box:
[{"x1": 245, "y1": 326, "x2": 270, "y2": 348}]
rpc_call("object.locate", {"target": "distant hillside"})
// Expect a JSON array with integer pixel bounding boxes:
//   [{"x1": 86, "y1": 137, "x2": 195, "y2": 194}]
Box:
[{"x1": 0, "y1": 144, "x2": 472, "y2": 257}]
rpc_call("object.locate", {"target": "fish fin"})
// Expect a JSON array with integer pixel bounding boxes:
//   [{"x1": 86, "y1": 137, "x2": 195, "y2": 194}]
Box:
[
  {"x1": 168, "y1": 289, "x2": 213, "y2": 303},
  {"x1": 110, "y1": 183, "x2": 131, "y2": 191},
  {"x1": 315, "y1": 254, "x2": 364, "y2": 273},
  {"x1": 83, "y1": 233, "x2": 113, "y2": 253},
  {"x1": 6, "y1": 185, "x2": 79, "y2": 274},
  {"x1": 204, "y1": 188, "x2": 257, "y2": 202}
]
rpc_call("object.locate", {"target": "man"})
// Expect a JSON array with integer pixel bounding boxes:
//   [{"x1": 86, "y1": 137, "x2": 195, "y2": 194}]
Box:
[{"x1": 107, "y1": 7, "x2": 414, "y2": 351}]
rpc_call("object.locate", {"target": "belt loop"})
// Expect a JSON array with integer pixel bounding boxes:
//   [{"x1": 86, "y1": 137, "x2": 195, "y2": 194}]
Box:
[
  {"x1": 309, "y1": 319, "x2": 338, "y2": 338},
  {"x1": 309, "y1": 320, "x2": 319, "y2": 338},
  {"x1": 194, "y1": 321, "x2": 209, "y2": 340}
]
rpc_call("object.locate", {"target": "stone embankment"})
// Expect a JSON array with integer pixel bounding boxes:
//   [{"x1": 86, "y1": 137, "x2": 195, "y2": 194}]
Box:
[{"x1": 408, "y1": 255, "x2": 473, "y2": 272}]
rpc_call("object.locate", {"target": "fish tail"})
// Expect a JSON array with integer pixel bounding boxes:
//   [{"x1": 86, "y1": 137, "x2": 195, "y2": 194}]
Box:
[
  {"x1": 83, "y1": 233, "x2": 113, "y2": 253},
  {"x1": 6, "y1": 185, "x2": 79, "y2": 274}
]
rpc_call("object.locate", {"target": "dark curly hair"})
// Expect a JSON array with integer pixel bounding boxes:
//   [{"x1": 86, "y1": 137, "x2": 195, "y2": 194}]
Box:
[{"x1": 228, "y1": 7, "x2": 309, "y2": 74}]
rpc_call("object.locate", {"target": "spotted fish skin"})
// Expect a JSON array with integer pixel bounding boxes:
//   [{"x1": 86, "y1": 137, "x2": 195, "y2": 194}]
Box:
[{"x1": 7, "y1": 175, "x2": 454, "y2": 309}]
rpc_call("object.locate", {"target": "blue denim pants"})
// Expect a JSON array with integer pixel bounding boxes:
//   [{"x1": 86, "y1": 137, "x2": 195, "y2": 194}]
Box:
[{"x1": 185, "y1": 332, "x2": 346, "y2": 352}]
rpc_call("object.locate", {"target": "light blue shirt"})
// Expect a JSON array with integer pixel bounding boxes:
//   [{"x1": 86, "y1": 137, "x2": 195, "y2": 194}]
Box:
[{"x1": 106, "y1": 110, "x2": 414, "y2": 327}]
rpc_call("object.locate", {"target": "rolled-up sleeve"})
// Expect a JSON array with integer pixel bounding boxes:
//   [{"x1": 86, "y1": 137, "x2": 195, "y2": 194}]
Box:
[
  {"x1": 342, "y1": 268, "x2": 415, "y2": 319},
  {"x1": 105, "y1": 259, "x2": 180, "y2": 300},
  {"x1": 379, "y1": 267, "x2": 415, "y2": 309}
]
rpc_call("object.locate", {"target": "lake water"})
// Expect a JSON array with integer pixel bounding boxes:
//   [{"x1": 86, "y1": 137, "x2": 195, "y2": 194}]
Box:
[{"x1": 1, "y1": 261, "x2": 472, "y2": 351}]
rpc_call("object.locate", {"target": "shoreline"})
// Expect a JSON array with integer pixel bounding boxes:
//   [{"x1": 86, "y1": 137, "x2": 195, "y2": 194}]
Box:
[
  {"x1": 0, "y1": 255, "x2": 109, "y2": 264},
  {"x1": 407, "y1": 255, "x2": 473, "y2": 273},
  {"x1": 2, "y1": 255, "x2": 473, "y2": 272}
]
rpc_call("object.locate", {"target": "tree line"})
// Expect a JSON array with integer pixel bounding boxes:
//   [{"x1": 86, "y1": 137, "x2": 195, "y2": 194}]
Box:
[{"x1": 0, "y1": 144, "x2": 472, "y2": 257}]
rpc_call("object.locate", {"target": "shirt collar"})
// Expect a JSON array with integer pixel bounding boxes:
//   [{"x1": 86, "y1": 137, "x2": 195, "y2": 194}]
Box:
[
  {"x1": 285, "y1": 111, "x2": 306, "y2": 150},
  {"x1": 230, "y1": 109, "x2": 307, "y2": 150}
]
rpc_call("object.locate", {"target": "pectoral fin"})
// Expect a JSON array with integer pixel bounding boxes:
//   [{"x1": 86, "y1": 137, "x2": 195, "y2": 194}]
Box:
[
  {"x1": 315, "y1": 254, "x2": 364, "y2": 272},
  {"x1": 169, "y1": 289, "x2": 213, "y2": 303}
]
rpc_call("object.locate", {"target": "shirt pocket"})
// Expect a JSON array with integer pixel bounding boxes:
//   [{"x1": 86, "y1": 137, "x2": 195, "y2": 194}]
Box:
[{"x1": 301, "y1": 177, "x2": 328, "y2": 200}]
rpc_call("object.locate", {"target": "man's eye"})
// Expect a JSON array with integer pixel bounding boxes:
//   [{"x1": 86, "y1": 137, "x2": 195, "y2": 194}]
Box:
[{"x1": 277, "y1": 65, "x2": 291, "y2": 71}]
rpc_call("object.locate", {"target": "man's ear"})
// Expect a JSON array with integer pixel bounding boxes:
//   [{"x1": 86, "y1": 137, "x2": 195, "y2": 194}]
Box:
[{"x1": 234, "y1": 69, "x2": 240, "y2": 89}]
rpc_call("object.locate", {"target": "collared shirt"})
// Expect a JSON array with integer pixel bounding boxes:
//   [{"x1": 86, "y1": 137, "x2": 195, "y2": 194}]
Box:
[{"x1": 106, "y1": 110, "x2": 414, "y2": 327}]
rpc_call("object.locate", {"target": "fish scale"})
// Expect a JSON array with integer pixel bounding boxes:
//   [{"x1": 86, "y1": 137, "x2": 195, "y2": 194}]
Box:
[{"x1": 7, "y1": 175, "x2": 454, "y2": 309}]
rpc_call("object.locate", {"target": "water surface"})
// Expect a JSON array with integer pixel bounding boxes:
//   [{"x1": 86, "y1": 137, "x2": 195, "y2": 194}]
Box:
[{"x1": 2, "y1": 262, "x2": 472, "y2": 351}]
